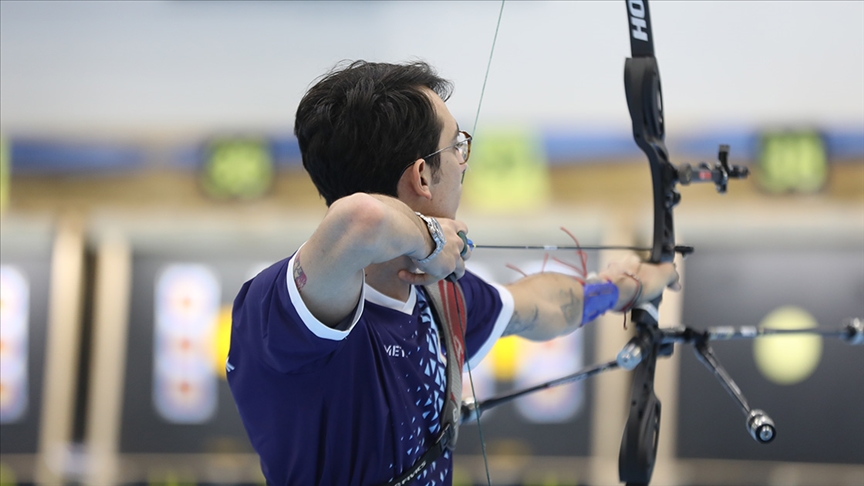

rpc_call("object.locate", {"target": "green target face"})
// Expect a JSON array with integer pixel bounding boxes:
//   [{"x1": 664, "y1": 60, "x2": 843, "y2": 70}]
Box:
[
  {"x1": 757, "y1": 131, "x2": 827, "y2": 194},
  {"x1": 202, "y1": 139, "x2": 274, "y2": 199}
]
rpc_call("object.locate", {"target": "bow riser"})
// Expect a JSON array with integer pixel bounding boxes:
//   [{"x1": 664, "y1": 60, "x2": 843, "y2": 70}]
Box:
[{"x1": 624, "y1": 56, "x2": 677, "y2": 266}]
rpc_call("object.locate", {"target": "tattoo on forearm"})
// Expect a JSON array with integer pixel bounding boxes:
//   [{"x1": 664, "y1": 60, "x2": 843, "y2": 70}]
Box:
[
  {"x1": 504, "y1": 305, "x2": 539, "y2": 336},
  {"x1": 560, "y1": 288, "x2": 580, "y2": 325},
  {"x1": 293, "y1": 255, "x2": 307, "y2": 290}
]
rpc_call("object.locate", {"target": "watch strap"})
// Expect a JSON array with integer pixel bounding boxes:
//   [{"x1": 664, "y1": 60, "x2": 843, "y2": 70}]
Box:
[{"x1": 414, "y1": 212, "x2": 445, "y2": 264}]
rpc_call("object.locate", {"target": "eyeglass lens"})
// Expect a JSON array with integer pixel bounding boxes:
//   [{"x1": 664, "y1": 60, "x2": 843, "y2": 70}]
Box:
[{"x1": 457, "y1": 131, "x2": 471, "y2": 162}]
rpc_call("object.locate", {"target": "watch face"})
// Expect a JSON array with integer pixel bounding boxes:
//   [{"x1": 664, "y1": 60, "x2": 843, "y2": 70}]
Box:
[
  {"x1": 415, "y1": 213, "x2": 445, "y2": 264},
  {"x1": 431, "y1": 221, "x2": 447, "y2": 248},
  {"x1": 430, "y1": 219, "x2": 444, "y2": 241}
]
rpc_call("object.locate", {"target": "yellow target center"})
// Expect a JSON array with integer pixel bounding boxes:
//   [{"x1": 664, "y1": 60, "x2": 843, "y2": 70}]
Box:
[
  {"x1": 213, "y1": 305, "x2": 233, "y2": 379},
  {"x1": 753, "y1": 306, "x2": 822, "y2": 385}
]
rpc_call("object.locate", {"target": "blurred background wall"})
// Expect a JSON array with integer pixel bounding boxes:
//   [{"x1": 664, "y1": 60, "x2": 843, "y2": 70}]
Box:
[{"x1": 0, "y1": 1, "x2": 862, "y2": 485}]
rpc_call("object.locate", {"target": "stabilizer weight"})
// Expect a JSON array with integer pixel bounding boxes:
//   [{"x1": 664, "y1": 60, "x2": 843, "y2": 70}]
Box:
[
  {"x1": 844, "y1": 318, "x2": 864, "y2": 345},
  {"x1": 747, "y1": 409, "x2": 776, "y2": 444}
]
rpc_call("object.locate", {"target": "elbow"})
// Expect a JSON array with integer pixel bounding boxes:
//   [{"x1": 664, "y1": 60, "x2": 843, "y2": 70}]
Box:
[{"x1": 326, "y1": 194, "x2": 390, "y2": 250}]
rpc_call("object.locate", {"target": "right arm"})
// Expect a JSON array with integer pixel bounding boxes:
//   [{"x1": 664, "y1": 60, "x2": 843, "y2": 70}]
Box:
[{"x1": 293, "y1": 193, "x2": 467, "y2": 327}]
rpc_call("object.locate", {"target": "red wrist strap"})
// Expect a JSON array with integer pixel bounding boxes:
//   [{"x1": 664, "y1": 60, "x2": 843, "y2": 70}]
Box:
[{"x1": 619, "y1": 271, "x2": 643, "y2": 313}]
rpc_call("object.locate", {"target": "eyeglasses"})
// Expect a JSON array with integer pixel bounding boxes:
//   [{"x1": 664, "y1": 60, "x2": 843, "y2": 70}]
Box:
[
  {"x1": 423, "y1": 130, "x2": 472, "y2": 164},
  {"x1": 401, "y1": 130, "x2": 473, "y2": 177}
]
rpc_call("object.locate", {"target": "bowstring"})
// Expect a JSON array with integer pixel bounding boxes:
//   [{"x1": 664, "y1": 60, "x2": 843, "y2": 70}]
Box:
[
  {"x1": 453, "y1": 291, "x2": 490, "y2": 486},
  {"x1": 465, "y1": 1, "x2": 505, "y2": 485},
  {"x1": 471, "y1": 0, "x2": 505, "y2": 137}
]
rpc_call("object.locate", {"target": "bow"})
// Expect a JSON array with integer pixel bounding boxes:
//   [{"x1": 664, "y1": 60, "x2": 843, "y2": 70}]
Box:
[
  {"x1": 461, "y1": 1, "x2": 751, "y2": 484},
  {"x1": 459, "y1": 2, "x2": 864, "y2": 485},
  {"x1": 617, "y1": 1, "x2": 752, "y2": 483},
  {"x1": 617, "y1": 0, "x2": 679, "y2": 481}
]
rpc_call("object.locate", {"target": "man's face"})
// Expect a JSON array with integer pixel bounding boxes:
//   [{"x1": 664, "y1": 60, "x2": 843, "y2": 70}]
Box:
[{"x1": 425, "y1": 89, "x2": 469, "y2": 220}]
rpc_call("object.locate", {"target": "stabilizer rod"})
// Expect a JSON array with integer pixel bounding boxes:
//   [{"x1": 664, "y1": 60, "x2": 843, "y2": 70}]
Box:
[{"x1": 460, "y1": 359, "x2": 620, "y2": 424}]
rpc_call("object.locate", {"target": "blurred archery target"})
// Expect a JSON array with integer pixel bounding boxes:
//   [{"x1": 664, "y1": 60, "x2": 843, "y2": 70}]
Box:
[
  {"x1": 0, "y1": 265, "x2": 29, "y2": 423},
  {"x1": 156, "y1": 265, "x2": 220, "y2": 331},
  {"x1": 514, "y1": 332, "x2": 584, "y2": 423},
  {"x1": 153, "y1": 359, "x2": 218, "y2": 424},
  {"x1": 153, "y1": 264, "x2": 219, "y2": 423},
  {"x1": 754, "y1": 306, "x2": 823, "y2": 385}
]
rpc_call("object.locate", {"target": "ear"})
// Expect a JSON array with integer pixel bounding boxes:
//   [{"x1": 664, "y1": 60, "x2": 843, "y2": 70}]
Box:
[{"x1": 396, "y1": 158, "x2": 433, "y2": 201}]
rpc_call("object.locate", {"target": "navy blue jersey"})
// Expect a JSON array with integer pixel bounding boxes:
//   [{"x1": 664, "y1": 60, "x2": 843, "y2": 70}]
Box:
[{"x1": 227, "y1": 251, "x2": 513, "y2": 486}]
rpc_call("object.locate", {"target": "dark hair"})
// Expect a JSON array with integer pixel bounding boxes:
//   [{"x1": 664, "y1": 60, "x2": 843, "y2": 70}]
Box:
[{"x1": 294, "y1": 60, "x2": 453, "y2": 206}]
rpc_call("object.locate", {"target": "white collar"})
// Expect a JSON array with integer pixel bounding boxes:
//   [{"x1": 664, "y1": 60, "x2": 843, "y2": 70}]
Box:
[{"x1": 363, "y1": 283, "x2": 417, "y2": 315}]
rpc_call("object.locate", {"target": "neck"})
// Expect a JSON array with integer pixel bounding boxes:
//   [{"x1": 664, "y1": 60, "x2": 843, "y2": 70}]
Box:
[{"x1": 364, "y1": 257, "x2": 415, "y2": 302}]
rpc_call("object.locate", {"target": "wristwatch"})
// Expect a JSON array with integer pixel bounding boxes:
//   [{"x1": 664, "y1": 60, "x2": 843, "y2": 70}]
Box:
[{"x1": 414, "y1": 212, "x2": 446, "y2": 264}]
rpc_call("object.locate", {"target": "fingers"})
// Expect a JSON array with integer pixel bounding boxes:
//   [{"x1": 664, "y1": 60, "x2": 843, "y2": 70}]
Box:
[
  {"x1": 441, "y1": 221, "x2": 470, "y2": 259},
  {"x1": 457, "y1": 231, "x2": 474, "y2": 260},
  {"x1": 398, "y1": 270, "x2": 439, "y2": 286},
  {"x1": 667, "y1": 263, "x2": 682, "y2": 291},
  {"x1": 457, "y1": 231, "x2": 469, "y2": 256},
  {"x1": 603, "y1": 257, "x2": 681, "y2": 306},
  {"x1": 639, "y1": 262, "x2": 681, "y2": 302},
  {"x1": 398, "y1": 262, "x2": 466, "y2": 286},
  {"x1": 406, "y1": 221, "x2": 470, "y2": 284}
]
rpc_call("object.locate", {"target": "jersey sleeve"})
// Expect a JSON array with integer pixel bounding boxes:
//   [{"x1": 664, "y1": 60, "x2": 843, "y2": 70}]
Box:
[
  {"x1": 458, "y1": 271, "x2": 514, "y2": 370},
  {"x1": 231, "y1": 250, "x2": 365, "y2": 373}
]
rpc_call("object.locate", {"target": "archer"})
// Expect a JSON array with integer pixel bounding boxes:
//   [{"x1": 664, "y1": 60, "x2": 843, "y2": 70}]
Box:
[{"x1": 226, "y1": 60, "x2": 680, "y2": 486}]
